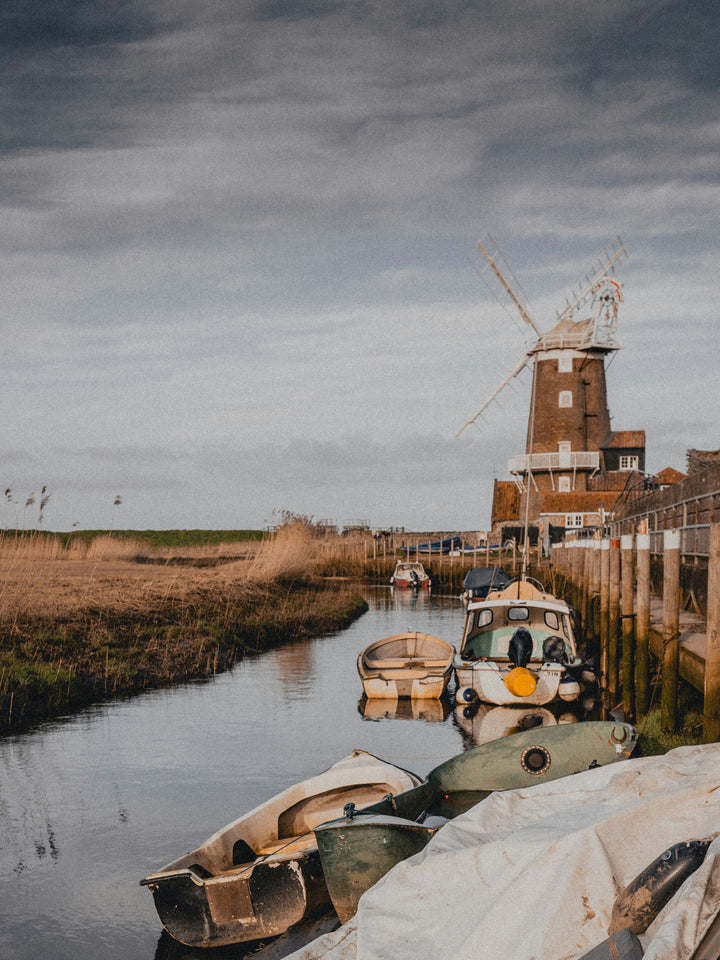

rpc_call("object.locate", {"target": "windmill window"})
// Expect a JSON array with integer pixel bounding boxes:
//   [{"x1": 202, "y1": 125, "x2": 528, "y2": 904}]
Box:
[
  {"x1": 558, "y1": 442, "x2": 571, "y2": 454},
  {"x1": 558, "y1": 356, "x2": 573, "y2": 373},
  {"x1": 558, "y1": 476, "x2": 571, "y2": 492},
  {"x1": 619, "y1": 456, "x2": 639, "y2": 471},
  {"x1": 565, "y1": 513, "x2": 584, "y2": 528},
  {"x1": 559, "y1": 391, "x2": 573, "y2": 408}
]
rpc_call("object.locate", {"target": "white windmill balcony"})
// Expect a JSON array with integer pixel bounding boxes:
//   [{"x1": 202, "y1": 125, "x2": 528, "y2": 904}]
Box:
[{"x1": 508, "y1": 452, "x2": 600, "y2": 475}]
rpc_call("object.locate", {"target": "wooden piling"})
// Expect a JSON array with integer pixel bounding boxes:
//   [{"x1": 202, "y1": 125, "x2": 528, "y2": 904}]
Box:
[
  {"x1": 661, "y1": 529, "x2": 681, "y2": 734},
  {"x1": 608, "y1": 538, "x2": 621, "y2": 701},
  {"x1": 635, "y1": 532, "x2": 651, "y2": 716},
  {"x1": 599, "y1": 540, "x2": 610, "y2": 688},
  {"x1": 621, "y1": 533, "x2": 635, "y2": 721},
  {"x1": 704, "y1": 524, "x2": 720, "y2": 742}
]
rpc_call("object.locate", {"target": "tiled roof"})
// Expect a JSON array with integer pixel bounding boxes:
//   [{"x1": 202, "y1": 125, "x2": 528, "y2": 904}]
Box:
[
  {"x1": 604, "y1": 430, "x2": 646, "y2": 448},
  {"x1": 657, "y1": 466, "x2": 686, "y2": 484},
  {"x1": 538, "y1": 491, "x2": 616, "y2": 513}
]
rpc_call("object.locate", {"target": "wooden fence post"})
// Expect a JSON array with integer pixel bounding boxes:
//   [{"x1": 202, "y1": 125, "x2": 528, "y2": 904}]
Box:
[
  {"x1": 608, "y1": 539, "x2": 621, "y2": 701},
  {"x1": 636, "y1": 531, "x2": 651, "y2": 716},
  {"x1": 661, "y1": 529, "x2": 681, "y2": 733},
  {"x1": 621, "y1": 533, "x2": 635, "y2": 721},
  {"x1": 704, "y1": 523, "x2": 720, "y2": 742}
]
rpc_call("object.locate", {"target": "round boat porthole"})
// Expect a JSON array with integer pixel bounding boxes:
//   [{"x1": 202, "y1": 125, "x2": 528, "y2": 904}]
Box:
[{"x1": 521, "y1": 745, "x2": 552, "y2": 776}]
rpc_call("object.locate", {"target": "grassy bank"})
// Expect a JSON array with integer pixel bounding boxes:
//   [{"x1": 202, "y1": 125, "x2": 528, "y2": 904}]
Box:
[{"x1": 0, "y1": 524, "x2": 368, "y2": 734}]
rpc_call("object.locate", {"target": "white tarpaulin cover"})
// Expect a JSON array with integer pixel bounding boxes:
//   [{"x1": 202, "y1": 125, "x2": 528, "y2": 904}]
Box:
[{"x1": 289, "y1": 744, "x2": 720, "y2": 960}]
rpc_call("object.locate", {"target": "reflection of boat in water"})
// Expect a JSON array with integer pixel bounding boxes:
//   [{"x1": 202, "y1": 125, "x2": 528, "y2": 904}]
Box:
[
  {"x1": 390, "y1": 560, "x2": 431, "y2": 589},
  {"x1": 357, "y1": 632, "x2": 455, "y2": 699},
  {"x1": 314, "y1": 720, "x2": 638, "y2": 924},
  {"x1": 451, "y1": 700, "x2": 603, "y2": 747},
  {"x1": 454, "y1": 578, "x2": 594, "y2": 707},
  {"x1": 390, "y1": 584, "x2": 430, "y2": 608},
  {"x1": 140, "y1": 750, "x2": 422, "y2": 948},
  {"x1": 454, "y1": 702, "x2": 559, "y2": 746},
  {"x1": 359, "y1": 696, "x2": 452, "y2": 723}
]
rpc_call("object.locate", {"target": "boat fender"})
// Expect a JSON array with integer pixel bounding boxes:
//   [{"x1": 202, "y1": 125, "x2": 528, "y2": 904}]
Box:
[
  {"x1": 609, "y1": 837, "x2": 715, "y2": 934},
  {"x1": 558, "y1": 674, "x2": 581, "y2": 702},
  {"x1": 508, "y1": 628, "x2": 533, "y2": 668},
  {"x1": 504, "y1": 666, "x2": 538, "y2": 698},
  {"x1": 458, "y1": 686, "x2": 478, "y2": 703}
]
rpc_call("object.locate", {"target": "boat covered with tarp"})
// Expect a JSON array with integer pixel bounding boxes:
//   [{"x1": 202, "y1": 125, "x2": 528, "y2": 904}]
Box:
[
  {"x1": 291, "y1": 743, "x2": 720, "y2": 960},
  {"x1": 461, "y1": 566, "x2": 513, "y2": 601}
]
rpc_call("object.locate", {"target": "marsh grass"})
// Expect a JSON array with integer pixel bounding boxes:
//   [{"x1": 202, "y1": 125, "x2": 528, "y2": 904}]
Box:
[{"x1": 0, "y1": 524, "x2": 367, "y2": 733}]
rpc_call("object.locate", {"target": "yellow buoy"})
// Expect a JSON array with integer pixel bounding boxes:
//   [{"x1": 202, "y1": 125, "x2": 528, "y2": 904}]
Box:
[{"x1": 504, "y1": 666, "x2": 538, "y2": 697}]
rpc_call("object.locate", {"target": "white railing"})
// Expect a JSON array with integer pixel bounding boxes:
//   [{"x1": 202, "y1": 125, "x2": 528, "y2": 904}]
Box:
[{"x1": 508, "y1": 451, "x2": 600, "y2": 474}]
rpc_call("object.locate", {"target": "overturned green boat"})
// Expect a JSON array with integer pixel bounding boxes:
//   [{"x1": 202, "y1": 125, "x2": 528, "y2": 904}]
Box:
[{"x1": 315, "y1": 720, "x2": 638, "y2": 922}]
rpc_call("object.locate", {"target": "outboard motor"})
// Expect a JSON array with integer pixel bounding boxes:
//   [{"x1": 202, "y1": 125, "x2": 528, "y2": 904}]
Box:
[
  {"x1": 542, "y1": 635, "x2": 567, "y2": 664},
  {"x1": 410, "y1": 569, "x2": 419, "y2": 587},
  {"x1": 508, "y1": 628, "x2": 533, "y2": 668}
]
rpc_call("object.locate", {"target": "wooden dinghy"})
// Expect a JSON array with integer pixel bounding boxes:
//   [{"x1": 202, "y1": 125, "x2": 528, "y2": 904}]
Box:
[
  {"x1": 315, "y1": 720, "x2": 638, "y2": 922},
  {"x1": 357, "y1": 632, "x2": 455, "y2": 699},
  {"x1": 140, "y1": 750, "x2": 423, "y2": 948}
]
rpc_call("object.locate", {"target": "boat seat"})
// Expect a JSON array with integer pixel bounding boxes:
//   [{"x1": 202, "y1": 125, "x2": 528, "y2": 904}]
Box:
[{"x1": 254, "y1": 834, "x2": 318, "y2": 857}]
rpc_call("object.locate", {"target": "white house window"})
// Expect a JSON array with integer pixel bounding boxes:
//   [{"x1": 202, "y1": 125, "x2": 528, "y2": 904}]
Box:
[
  {"x1": 558, "y1": 476, "x2": 571, "y2": 492},
  {"x1": 558, "y1": 356, "x2": 573, "y2": 373},
  {"x1": 619, "y1": 455, "x2": 639, "y2": 471},
  {"x1": 559, "y1": 390, "x2": 573, "y2": 408},
  {"x1": 565, "y1": 513, "x2": 584, "y2": 528}
]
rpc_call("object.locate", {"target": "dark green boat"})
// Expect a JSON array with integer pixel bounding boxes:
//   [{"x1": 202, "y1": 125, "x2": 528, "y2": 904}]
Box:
[{"x1": 315, "y1": 720, "x2": 638, "y2": 922}]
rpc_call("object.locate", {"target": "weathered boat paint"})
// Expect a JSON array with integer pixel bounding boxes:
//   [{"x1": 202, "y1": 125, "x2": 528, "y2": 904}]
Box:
[
  {"x1": 609, "y1": 837, "x2": 714, "y2": 935},
  {"x1": 140, "y1": 750, "x2": 422, "y2": 947},
  {"x1": 315, "y1": 812, "x2": 439, "y2": 922}
]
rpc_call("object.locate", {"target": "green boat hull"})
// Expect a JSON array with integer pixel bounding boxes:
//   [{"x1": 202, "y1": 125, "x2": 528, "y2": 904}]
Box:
[
  {"x1": 315, "y1": 814, "x2": 438, "y2": 923},
  {"x1": 428, "y1": 720, "x2": 637, "y2": 796}
]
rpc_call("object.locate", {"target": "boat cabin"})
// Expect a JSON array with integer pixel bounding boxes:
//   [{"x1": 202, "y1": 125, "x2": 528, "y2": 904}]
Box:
[{"x1": 459, "y1": 586, "x2": 578, "y2": 663}]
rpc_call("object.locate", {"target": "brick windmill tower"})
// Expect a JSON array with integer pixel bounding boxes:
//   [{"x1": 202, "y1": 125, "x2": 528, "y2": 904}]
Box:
[{"x1": 458, "y1": 237, "x2": 643, "y2": 542}]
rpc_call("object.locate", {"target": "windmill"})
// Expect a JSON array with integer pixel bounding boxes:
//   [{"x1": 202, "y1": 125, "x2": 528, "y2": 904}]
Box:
[{"x1": 457, "y1": 235, "x2": 627, "y2": 442}]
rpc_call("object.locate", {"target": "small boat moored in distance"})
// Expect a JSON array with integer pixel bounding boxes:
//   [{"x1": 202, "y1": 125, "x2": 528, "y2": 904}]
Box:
[
  {"x1": 390, "y1": 560, "x2": 431, "y2": 588},
  {"x1": 140, "y1": 750, "x2": 422, "y2": 948},
  {"x1": 357, "y1": 632, "x2": 455, "y2": 699},
  {"x1": 454, "y1": 577, "x2": 592, "y2": 707}
]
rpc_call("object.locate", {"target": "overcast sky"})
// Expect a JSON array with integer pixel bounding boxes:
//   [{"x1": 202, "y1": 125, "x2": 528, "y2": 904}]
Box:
[{"x1": 2, "y1": 0, "x2": 718, "y2": 532}]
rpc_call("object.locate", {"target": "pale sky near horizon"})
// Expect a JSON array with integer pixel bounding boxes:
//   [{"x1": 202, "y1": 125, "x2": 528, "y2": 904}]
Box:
[{"x1": 2, "y1": 0, "x2": 718, "y2": 532}]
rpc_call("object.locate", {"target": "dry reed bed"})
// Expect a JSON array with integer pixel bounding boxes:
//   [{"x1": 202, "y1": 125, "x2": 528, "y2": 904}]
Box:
[{"x1": 0, "y1": 527, "x2": 368, "y2": 733}]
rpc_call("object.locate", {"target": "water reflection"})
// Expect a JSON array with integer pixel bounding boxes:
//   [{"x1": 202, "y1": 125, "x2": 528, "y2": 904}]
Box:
[
  {"x1": 153, "y1": 912, "x2": 341, "y2": 960},
  {"x1": 358, "y1": 696, "x2": 452, "y2": 724},
  {"x1": 452, "y1": 699, "x2": 603, "y2": 748}
]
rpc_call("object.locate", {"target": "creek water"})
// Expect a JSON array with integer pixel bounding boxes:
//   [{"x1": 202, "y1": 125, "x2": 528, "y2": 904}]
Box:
[
  {"x1": 0, "y1": 587, "x2": 462, "y2": 959},
  {"x1": 0, "y1": 585, "x2": 593, "y2": 960}
]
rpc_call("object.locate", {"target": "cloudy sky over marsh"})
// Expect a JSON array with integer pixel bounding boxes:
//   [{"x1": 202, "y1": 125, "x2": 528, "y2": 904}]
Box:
[{"x1": 2, "y1": 0, "x2": 719, "y2": 531}]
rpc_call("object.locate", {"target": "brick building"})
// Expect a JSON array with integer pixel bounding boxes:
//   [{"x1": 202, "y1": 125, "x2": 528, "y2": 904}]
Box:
[{"x1": 490, "y1": 279, "x2": 648, "y2": 544}]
